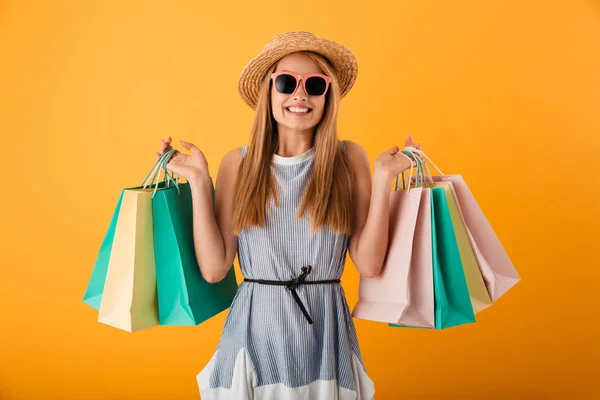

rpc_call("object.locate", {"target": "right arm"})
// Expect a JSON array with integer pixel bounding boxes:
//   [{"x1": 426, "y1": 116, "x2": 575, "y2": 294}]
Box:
[{"x1": 188, "y1": 147, "x2": 242, "y2": 283}]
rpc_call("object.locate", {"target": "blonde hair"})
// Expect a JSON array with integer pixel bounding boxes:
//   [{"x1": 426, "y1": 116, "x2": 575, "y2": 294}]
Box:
[{"x1": 232, "y1": 51, "x2": 354, "y2": 236}]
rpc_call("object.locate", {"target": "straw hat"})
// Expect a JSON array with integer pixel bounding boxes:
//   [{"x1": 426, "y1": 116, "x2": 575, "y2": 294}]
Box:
[{"x1": 238, "y1": 31, "x2": 358, "y2": 110}]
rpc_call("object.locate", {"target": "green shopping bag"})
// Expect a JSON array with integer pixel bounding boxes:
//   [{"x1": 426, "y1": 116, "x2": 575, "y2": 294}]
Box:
[
  {"x1": 83, "y1": 191, "x2": 125, "y2": 311},
  {"x1": 389, "y1": 150, "x2": 475, "y2": 330},
  {"x1": 430, "y1": 186, "x2": 475, "y2": 329},
  {"x1": 141, "y1": 148, "x2": 238, "y2": 326},
  {"x1": 152, "y1": 179, "x2": 238, "y2": 325}
]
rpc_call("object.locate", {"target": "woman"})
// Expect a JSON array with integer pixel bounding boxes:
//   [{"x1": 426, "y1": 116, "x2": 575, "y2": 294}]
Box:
[{"x1": 157, "y1": 31, "x2": 420, "y2": 399}]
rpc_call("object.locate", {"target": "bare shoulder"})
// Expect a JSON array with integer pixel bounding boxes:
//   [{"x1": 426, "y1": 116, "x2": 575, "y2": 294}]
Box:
[
  {"x1": 221, "y1": 146, "x2": 243, "y2": 168},
  {"x1": 215, "y1": 146, "x2": 243, "y2": 179},
  {"x1": 342, "y1": 140, "x2": 370, "y2": 173}
]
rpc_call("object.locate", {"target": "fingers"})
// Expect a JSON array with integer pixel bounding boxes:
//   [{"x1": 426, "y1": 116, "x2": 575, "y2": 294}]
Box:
[
  {"x1": 165, "y1": 160, "x2": 179, "y2": 176},
  {"x1": 157, "y1": 137, "x2": 201, "y2": 160},
  {"x1": 404, "y1": 135, "x2": 423, "y2": 153},
  {"x1": 158, "y1": 136, "x2": 172, "y2": 154},
  {"x1": 180, "y1": 139, "x2": 201, "y2": 155},
  {"x1": 386, "y1": 146, "x2": 399, "y2": 155}
]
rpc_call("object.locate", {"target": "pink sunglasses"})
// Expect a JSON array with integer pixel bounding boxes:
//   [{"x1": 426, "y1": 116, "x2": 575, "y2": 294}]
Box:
[{"x1": 270, "y1": 71, "x2": 331, "y2": 96}]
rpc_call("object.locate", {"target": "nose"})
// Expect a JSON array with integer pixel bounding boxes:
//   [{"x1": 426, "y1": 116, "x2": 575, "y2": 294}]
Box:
[{"x1": 292, "y1": 78, "x2": 308, "y2": 99}]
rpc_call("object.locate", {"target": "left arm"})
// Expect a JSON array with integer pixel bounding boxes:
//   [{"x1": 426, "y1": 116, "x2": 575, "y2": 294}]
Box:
[{"x1": 344, "y1": 140, "x2": 395, "y2": 278}]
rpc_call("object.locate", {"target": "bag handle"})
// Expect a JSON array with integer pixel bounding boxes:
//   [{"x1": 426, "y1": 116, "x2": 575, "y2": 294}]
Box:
[
  {"x1": 395, "y1": 146, "x2": 445, "y2": 188},
  {"x1": 404, "y1": 146, "x2": 445, "y2": 183},
  {"x1": 394, "y1": 148, "x2": 427, "y2": 192},
  {"x1": 141, "y1": 146, "x2": 181, "y2": 198},
  {"x1": 394, "y1": 150, "x2": 414, "y2": 191}
]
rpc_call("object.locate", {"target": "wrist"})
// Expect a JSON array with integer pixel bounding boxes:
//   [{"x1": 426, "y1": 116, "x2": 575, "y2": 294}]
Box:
[
  {"x1": 188, "y1": 172, "x2": 212, "y2": 189},
  {"x1": 372, "y1": 168, "x2": 393, "y2": 190},
  {"x1": 373, "y1": 167, "x2": 393, "y2": 184}
]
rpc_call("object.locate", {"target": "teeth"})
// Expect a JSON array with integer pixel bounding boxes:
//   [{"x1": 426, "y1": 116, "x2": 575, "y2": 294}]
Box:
[{"x1": 287, "y1": 107, "x2": 310, "y2": 113}]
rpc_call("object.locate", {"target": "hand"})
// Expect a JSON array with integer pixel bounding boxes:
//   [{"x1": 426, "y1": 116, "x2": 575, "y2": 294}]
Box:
[
  {"x1": 155, "y1": 136, "x2": 209, "y2": 181},
  {"x1": 373, "y1": 134, "x2": 423, "y2": 179}
]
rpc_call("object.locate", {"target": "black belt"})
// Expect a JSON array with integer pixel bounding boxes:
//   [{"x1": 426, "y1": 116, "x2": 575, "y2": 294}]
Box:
[{"x1": 243, "y1": 265, "x2": 341, "y2": 325}]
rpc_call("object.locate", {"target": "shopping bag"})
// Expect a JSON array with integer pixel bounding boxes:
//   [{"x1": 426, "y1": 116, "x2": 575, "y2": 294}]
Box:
[
  {"x1": 389, "y1": 153, "x2": 475, "y2": 329},
  {"x1": 83, "y1": 191, "x2": 125, "y2": 311},
  {"x1": 352, "y1": 185, "x2": 435, "y2": 328},
  {"x1": 97, "y1": 186, "x2": 160, "y2": 332},
  {"x1": 352, "y1": 156, "x2": 435, "y2": 328},
  {"x1": 429, "y1": 186, "x2": 476, "y2": 328},
  {"x1": 84, "y1": 147, "x2": 238, "y2": 331},
  {"x1": 83, "y1": 151, "x2": 176, "y2": 319},
  {"x1": 429, "y1": 182, "x2": 492, "y2": 313},
  {"x1": 153, "y1": 177, "x2": 238, "y2": 326},
  {"x1": 407, "y1": 147, "x2": 520, "y2": 301}
]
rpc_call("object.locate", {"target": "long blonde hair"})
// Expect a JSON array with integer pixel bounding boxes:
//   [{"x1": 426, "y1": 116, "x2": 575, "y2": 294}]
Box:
[{"x1": 232, "y1": 51, "x2": 354, "y2": 236}]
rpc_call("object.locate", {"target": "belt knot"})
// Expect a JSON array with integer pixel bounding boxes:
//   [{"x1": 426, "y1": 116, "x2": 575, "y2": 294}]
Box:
[
  {"x1": 286, "y1": 265, "x2": 312, "y2": 291},
  {"x1": 243, "y1": 264, "x2": 340, "y2": 325}
]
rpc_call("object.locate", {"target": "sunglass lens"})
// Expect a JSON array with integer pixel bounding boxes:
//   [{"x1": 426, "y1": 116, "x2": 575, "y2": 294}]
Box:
[
  {"x1": 274, "y1": 74, "x2": 297, "y2": 94},
  {"x1": 305, "y1": 77, "x2": 327, "y2": 96}
]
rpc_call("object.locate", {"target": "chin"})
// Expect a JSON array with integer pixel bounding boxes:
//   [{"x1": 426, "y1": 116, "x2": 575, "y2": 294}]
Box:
[{"x1": 286, "y1": 123, "x2": 318, "y2": 131}]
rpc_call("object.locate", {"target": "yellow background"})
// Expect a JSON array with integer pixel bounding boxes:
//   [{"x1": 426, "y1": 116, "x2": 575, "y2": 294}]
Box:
[{"x1": 1, "y1": 0, "x2": 599, "y2": 398}]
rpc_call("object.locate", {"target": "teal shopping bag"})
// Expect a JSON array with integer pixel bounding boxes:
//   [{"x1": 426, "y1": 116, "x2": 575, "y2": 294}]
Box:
[
  {"x1": 430, "y1": 186, "x2": 475, "y2": 329},
  {"x1": 152, "y1": 178, "x2": 238, "y2": 326},
  {"x1": 83, "y1": 190, "x2": 125, "y2": 311},
  {"x1": 136, "y1": 148, "x2": 238, "y2": 326}
]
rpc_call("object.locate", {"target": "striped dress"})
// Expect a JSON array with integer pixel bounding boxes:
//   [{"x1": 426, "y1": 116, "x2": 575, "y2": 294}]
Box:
[{"x1": 196, "y1": 140, "x2": 376, "y2": 399}]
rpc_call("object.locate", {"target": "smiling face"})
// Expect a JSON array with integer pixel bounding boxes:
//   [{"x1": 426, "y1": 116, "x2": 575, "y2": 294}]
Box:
[{"x1": 270, "y1": 52, "x2": 328, "y2": 134}]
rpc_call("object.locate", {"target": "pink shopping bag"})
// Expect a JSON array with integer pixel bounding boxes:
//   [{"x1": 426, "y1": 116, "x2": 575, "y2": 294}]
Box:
[
  {"x1": 352, "y1": 176, "x2": 435, "y2": 328},
  {"x1": 408, "y1": 147, "x2": 520, "y2": 301}
]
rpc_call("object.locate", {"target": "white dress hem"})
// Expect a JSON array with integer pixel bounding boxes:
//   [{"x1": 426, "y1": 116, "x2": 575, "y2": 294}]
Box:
[{"x1": 197, "y1": 347, "x2": 375, "y2": 400}]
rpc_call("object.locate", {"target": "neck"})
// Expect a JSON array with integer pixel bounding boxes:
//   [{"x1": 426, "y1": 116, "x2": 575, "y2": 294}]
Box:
[{"x1": 274, "y1": 127, "x2": 314, "y2": 157}]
